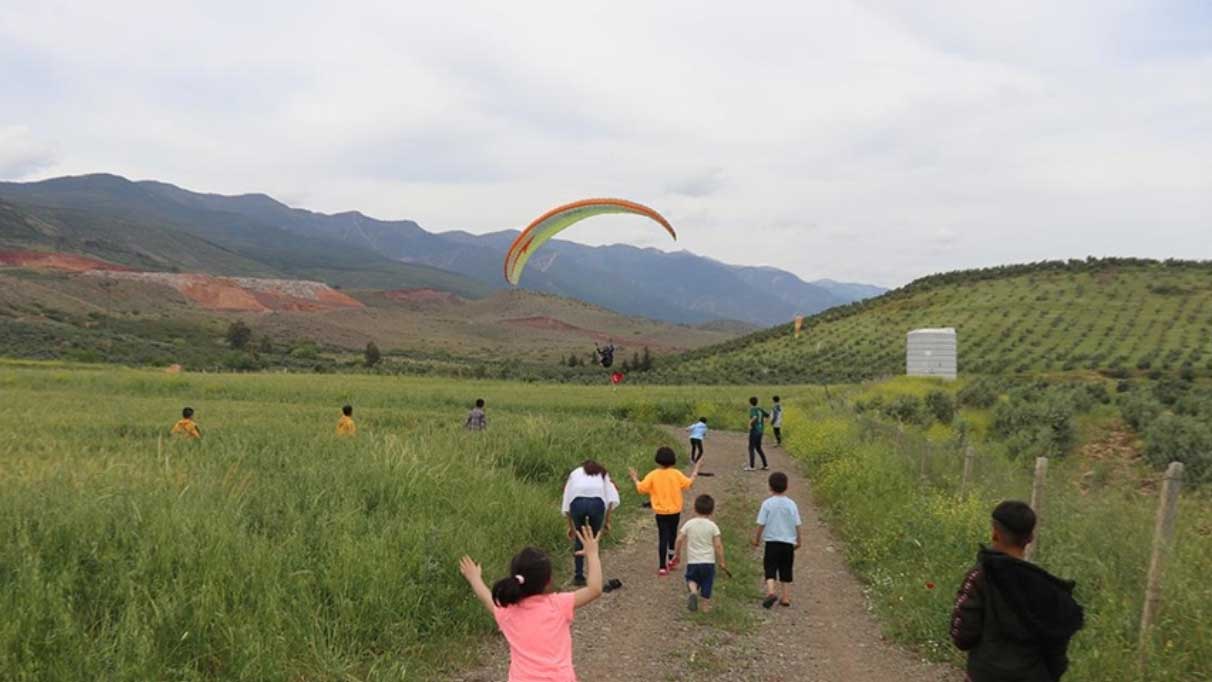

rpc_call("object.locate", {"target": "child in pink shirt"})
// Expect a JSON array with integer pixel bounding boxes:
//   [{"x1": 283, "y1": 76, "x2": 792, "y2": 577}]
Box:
[{"x1": 460, "y1": 525, "x2": 603, "y2": 681}]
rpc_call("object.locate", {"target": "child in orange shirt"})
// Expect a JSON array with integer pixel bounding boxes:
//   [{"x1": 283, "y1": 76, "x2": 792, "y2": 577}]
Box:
[
  {"x1": 629, "y1": 446, "x2": 702, "y2": 575},
  {"x1": 336, "y1": 404, "x2": 356, "y2": 436},
  {"x1": 170, "y1": 407, "x2": 201, "y2": 439}
]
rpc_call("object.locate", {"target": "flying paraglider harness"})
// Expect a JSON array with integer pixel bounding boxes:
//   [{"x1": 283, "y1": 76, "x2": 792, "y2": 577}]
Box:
[{"x1": 595, "y1": 344, "x2": 616, "y2": 368}]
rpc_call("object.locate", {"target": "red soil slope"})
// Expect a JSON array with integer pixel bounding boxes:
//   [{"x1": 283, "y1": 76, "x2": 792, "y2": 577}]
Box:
[
  {"x1": 0, "y1": 250, "x2": 134, "y2": 272},
  {"x1": 86, "y1": 272, "x2": 364, "y2": 312}
]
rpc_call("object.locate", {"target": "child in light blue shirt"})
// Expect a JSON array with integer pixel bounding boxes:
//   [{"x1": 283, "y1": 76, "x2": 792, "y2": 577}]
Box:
[
  {"x1": 686, "y1": 417, "x2": 708, "y2": 464},
  {"x1": 753, "y1": 471, "x2": 801, "y2": 608}
]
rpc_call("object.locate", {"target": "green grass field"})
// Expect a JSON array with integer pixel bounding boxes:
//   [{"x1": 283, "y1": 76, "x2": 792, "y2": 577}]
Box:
[
  {"x1": 3, "y1": 363, "x2": 1209, "y2": 681},
  {"x1": 655, "y1": 260, "x2": 1212, "y2": 384},
  {"x1": 0, "y1": 363, "x2": 805, "y2": 680}
]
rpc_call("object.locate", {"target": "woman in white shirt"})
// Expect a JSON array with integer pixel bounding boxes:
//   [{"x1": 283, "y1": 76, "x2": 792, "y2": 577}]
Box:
[{"x1": 562, "y1": 460, "x2": 621, "y2": 587}]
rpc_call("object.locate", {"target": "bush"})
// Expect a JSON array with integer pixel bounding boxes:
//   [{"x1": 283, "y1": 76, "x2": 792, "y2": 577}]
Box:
[
  {"x1": 958, "y1": 378, "x2": 999, "y2": 408},
  {"x1": 924, "y1": 390, "x2": 956, "y2": 424},
  {"x1": 225, "y1": 320, "x2": 253, "y2": 350},
  {"x1": 1143, "y1": 414, "x2": 1212, "y2": 483},
  {"x1": 1119, "y1": 392, "x2": 1164, "y2": 432},
  {"x1": 222, "y1": 351, "x2": 262, "y2": 371},
  {"x1": 364, "y1": 341, "x2": 382, "y2": 368},
  {"x1": 1153, "y1": 377, "x2": 1189, "y2": 406},
  {"x1": 884, "y1": 395, "x2": 927, "y2": 425},
  {"x1": 991, "y1": 389, "x2": 1077, "y2": 457}
]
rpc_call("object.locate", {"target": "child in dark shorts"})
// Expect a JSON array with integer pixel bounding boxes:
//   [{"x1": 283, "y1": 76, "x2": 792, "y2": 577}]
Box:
[
  {"x1": 674, "y1": 494, "x2": 727, "y2": 612},
  {"x1": 753, "y1": 471, "x2": 802, "y2": 608}
]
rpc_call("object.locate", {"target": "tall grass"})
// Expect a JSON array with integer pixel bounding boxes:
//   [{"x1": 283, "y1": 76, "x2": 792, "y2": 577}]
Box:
[
  {"x1": 781, "y1": 405, "x2": 1212, "y2": 681},
  {"x1": 0, "y1": 367, "x2": 714, "y2": 680}
]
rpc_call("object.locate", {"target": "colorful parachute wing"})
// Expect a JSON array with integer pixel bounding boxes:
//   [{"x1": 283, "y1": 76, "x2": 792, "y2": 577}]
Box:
[{"x1": 504, "y1": 198, "x2": 676, "y2": 285}]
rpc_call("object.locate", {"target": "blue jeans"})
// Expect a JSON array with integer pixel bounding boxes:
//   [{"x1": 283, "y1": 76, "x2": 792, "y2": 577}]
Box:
[{"x1": 568, "y1": 497, "x2": 606, "y2": 579}]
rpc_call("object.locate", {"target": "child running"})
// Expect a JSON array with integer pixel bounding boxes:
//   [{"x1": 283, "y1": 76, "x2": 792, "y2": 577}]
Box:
[
  {"x1": 629, "y1": 446, "x2": 703, "y2": 575},
  {"x1": 673, "y1": 494, "x2": 727, "y2": 612},
  {"x1": 686, "y1": 417, "x2": 708, "y2": 464},
  {"x1": 170, "y1": 407, "x2": 201, "y2": 439},
  {"x1": 459, "y1": 526, "x2": 603, "y2": 682},
  {"x1": 336, "y1": 404, "x2": 356, "y2": 436},
  {"x1": 745, "y1": 396, "x2": 769, "y2": 471},
  {"x1": 753, "y1": 471, "x2": 801, "y2": 608}
]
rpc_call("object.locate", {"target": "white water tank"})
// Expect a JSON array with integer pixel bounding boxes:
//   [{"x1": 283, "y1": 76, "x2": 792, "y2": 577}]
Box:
[{"x1": 906, "y1": 328, "x2": 957, "y2": 380}]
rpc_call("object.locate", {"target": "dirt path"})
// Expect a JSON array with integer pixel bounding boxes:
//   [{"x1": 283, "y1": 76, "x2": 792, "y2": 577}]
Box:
[{"x1": 453, "y1": 430, "x2": 961, "y2": 682}]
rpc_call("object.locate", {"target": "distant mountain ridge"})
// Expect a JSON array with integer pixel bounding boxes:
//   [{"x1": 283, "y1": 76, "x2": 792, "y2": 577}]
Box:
[{"x1": 0, "y1": 174, "x2": 885, "y2": 325}]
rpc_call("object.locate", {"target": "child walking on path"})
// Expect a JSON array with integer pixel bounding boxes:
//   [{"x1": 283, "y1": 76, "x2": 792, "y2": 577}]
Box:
[
  {"x1": 754, "y1": 471, "x2": 801, "y2": 608},
  {"x1": 459, "y1": 526, "x2": 603, "y2": 682},
  {"x1": 771, "y1": 396, "x2": 783, "y2": 446},
  {"x1": 950, "y1": 501, "x2": 1084, "y2": 682},
  {"x1": 746, "y1": 397, "x2": 769, "y2": 470},
  {"x1": 629, "y1": 446, "x2": 703, "y2": 575},
  {"x1": 673, "y1": 494, "x2": 727, "y2": 612},
  {"x1": 686, "y1": 417, "x2": 708, "y2": 464}
]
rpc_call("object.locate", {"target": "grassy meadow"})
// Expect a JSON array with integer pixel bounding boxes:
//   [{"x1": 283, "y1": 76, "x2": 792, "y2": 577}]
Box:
[
  {"x1": 0, "y1": 362, "x2": 806, "y2": 681},
  {"x1": 780, "y1": 377, "x2": 1211, "y2": 682}
]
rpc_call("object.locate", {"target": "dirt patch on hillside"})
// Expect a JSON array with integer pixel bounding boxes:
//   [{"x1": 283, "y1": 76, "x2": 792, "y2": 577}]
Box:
[
  {"x1": 384, "y1": 288, "x2": 465, "y2": 306},
  {"x1": 0, "y1": 249, "x2": 133, "y2": 272},
  {"x1": 504, "y1": 315, "x2": 602, "y2": 336},
  {"x1": 86, "y1": 272, "x2": 364, "y2": 313}
]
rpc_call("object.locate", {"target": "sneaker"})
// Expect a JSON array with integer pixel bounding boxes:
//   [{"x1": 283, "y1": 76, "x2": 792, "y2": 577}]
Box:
[
  {"x1": 688, "y1": 593, "x2": 699, "y2": 612},
  {"x1": 658, "y1": 568, "x2": 669, "y2": 577},
  {"x1": 762, "y1": 594, "x2": 779, "y2": 609},
  {"x1": 761, "y1": 466, "x2": 769, "y2": 471},
  {"x1": 667, "y1": 557, "x2": 679, "y2": 570},
  {"x1": 572, "y1": 576, "x2": 587, "y2": 587},
  {"x1": 743, "y1": 466, "x2": 755, "y2": 471}
]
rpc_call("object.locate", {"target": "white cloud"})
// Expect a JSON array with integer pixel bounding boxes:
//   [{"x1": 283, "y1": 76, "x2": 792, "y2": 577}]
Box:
[
  {"x1": 0, "y1": 126, "x2": 55, "y2": 178},
  {"x1": 0, "y1": 0, "x2": 1208, "y2": 285}
]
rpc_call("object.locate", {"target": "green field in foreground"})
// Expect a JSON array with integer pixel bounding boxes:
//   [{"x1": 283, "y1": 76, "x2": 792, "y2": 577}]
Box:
[{"x1": 0, "y1": 363, "x2": 808, "y2": 680}]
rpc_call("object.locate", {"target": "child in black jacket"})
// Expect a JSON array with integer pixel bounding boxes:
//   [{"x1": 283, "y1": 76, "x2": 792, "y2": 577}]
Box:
[{"x1": 950, "y1": 501, "x2": 1084, "y2": 681}]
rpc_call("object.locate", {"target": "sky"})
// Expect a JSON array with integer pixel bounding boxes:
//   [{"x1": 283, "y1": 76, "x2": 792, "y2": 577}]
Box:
[{"x1": 1, "y1": 0, "x2": 1209, "y2": 287}]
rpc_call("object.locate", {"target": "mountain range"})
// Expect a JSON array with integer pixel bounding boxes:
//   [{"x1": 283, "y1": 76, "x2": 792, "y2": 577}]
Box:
[{"x1": 0, "y1": 174, "x2": 884, "y2": 325}]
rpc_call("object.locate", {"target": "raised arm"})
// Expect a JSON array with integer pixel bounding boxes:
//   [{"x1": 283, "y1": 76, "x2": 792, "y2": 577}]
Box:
[
  {"x1": 573, "y1": 524, "x2": 604, "y2": 608},
  {"x1": 459, "y1": 556, "x2": 495, "y2": 614}
]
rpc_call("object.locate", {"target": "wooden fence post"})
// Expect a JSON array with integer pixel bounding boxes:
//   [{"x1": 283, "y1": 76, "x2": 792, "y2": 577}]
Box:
[
  {"x1": 1025, "y1": 457, "x2": 1048, "y2": 561},
  {"x1": 960, "y1": 445, "x2": 976, "y2": 495},
  {"x1": 1139, "y1": 462, "x2": 1185, "y2": 660}
]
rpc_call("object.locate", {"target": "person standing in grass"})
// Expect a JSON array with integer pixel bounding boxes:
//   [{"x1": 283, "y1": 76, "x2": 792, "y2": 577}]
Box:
[
  {"x1": 770, "y1": 396, "x2": 783, "y2": 446},
  {"x1": 465, "y1": 398, "x2": 488, "y2": 431},
  {"x1": 745, "y1": 396, "x2": 769, "y2": 471},
  {"x1": 170, "y1": 407, "x2": 201, "y2": 439},
  {"x1": 686, "y1": 417, "x2": 708, "y2": 464},
  {"x1": 629, "y1": 446, "x2": 703, "y2": 575},
  {"x1": 950, "y1": 501, "x2": 1084, "y2": 682},
  {"x1": 753, "y1": 471, "x2": 800, "y2": 608},
  {"x1": 336, "y1": 404, "x2": 356, "y2": 436},
  {"x1": 673, "y1": 494, "x2": 727, "y2": 612},
  {"x1": 561, "y1": 460, "x2": 621, "y2": 587},
  {"x1": 459, "y1": 526, "x2": 603, "y2": 682}
]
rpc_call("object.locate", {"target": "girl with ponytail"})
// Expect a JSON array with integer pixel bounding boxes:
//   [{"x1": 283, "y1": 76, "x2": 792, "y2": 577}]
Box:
[{"x1": 460, "y1": 525, "x2": 603, "y2": 681}]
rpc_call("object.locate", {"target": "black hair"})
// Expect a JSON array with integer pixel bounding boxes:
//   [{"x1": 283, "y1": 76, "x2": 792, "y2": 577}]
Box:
[
  {"x1": 491, "y1": 546, "x2": 552, "y2": 607},
  {"x1": 698, "y1": 416, "x2": 707, "y2": 423},
  {"x1": 768, "y1": 471, "x2": 789, "y2": 493},
  {"x1": 991, "y1": 500, "x2": 1037, "y2": 548},
  {"x1": 694, "y1": 494, "x2": 715, "y2": 515},
  {"x1": 773, "y1": 396, "x2": 781, "y2": 402},
  {"x1": 182, "y1": 407, "x2": 194, "y2": 418},
  {"x1": 654, "y1": 446, "x2": 677, "y2": 467},
  {"x1": 475, "y1": 398, "x2": 485, "y2": 408},
  {"x1": 749, "y1": 396, "x2": 758, "y2": 406},
  {"x1": 582, "y1": 459, "x2": 608, "y2": 478},
  {"x1": 342, "y1": 404, "x2": 353, "y2": 416}
]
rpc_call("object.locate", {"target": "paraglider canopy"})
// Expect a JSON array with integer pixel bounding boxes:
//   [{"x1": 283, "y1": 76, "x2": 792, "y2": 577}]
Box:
[
  {"x1": 596, "y1": 344, "x2": 615, "y2": 368},
  {"x1": 504, "y1": 198, "x2": 676, "y2": 286}
]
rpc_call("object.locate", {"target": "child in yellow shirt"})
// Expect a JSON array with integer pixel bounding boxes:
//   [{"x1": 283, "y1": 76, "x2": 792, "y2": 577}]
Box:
[
  {"x1": 171, "y1": 407, "x2": 201, "y2": 439},
  {"x1": 629, "y1": 446, "x2": 702, "y2": 575},
  {"x1": 336, "y1": 404, "x2": 356, "y2": 436}
]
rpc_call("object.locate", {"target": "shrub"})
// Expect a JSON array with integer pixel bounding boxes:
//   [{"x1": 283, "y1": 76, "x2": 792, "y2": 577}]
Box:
[
  {"x1": 1143, "y1": 414, "x2": 1212, "y2": 483},
  {"x1": 364, "y1": 341, "x2": 382, "y2": 368},
  {"x1": 924, "y1": 390, "x2": 956, "y2": 424},
  {"x1": 991, "y1": 389, "x2": 1077, "y2": 457},
  {"x1": 884, "y1": 395, "x2": 927, "y2": 425},
  {"x1": 958, "y1": 378, "x2": 999, "y2": 408},
  {"x1": 1152, "y1": 377, "x2": 1189, "y2": 406},
  {"x1": 1119, "y1": 392, "x2": 1164, "y2": 432},
  {"x1": 225, "y1": 320, "x2": 253, "y2": 350}
]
